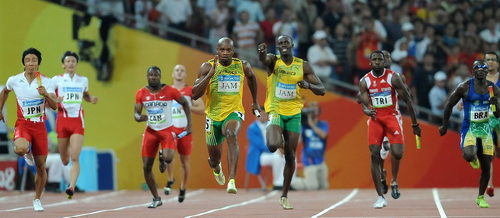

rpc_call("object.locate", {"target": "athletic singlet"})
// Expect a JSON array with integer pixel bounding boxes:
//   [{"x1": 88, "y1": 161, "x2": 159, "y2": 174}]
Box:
[
  {"x1": 135, "y1": 86, "x2": 181, "y2": 131},
  {"x1": 52, "y1": 73, "x2": 89, "y2": 118},
  {"x1": 205, "y1": 58, "x2": 245, "y2": 121},
  {"x1": 264, "y1": 55, "x2": 304, "y2": 116},
  {"x1": 362, "y1": 69, "x2": 400, "y2": 116},
  {"x1": 6, "y1": 72, "x2": 55, "y2": 122},
  {"x1": 463, "y1": 79, "x2": 492, "y2": 137},
  {"x1": 172, "y1": 86, "x2": 192, "y2": 128}
]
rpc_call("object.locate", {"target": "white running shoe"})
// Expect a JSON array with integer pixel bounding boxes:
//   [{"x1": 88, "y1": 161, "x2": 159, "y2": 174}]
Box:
[
  {"x1": 226, "y1": 179, "x2": 237, "y2": 194},
  {"x1": 24, "y1": 152, "x2": 34, "y2": 166},
  {"x1": 380, "y1": 141, "x2": 390, "y2": 160},
  {"x1": 33, "y1": 199, "x2": 44, "y2": 212},
  {"x1": 373, "y1": 196, "x2": 387, "y2": 209},
  {"x1": 213, "y1": 162, "x2": 225, "y2": 185}
]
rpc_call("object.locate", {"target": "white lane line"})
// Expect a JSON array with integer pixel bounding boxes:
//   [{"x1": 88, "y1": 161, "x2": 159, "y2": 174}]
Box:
[
  {"x1": 185, "y1": 190, "x2": 278, "y2": 218},
  {"x1": 65, "y1": 189, "x2": 205, "y2": 218},
  {"x1": 311, "y1": 188, "x2": 359, "y2": 218},
  {"x1": 0, "y1": 193, "x2": 32, "y2": 202},
  {"x1": 432, "y1": 188, "x2": 447, "y2": 218},
  {"x1": 0, "y1": 191, "x2": 126, "y2": 212}
]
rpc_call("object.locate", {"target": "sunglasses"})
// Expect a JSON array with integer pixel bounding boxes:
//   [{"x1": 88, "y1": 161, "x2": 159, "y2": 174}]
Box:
[{"x1": 473, "y1": 64, "x2": 488, "y2": 70}]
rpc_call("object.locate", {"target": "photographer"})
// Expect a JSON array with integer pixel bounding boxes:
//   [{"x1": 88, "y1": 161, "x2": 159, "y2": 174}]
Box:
[{"x1": 292, "y1": 102, "x2": 329, "y2": 190}]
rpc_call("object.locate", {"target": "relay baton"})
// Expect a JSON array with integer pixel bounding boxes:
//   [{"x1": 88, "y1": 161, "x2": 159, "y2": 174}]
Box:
[
  {"x1": 36, "y1": 72, "x2": 42, "y2": 87},
  {"x1": 254, "y1": 109, "x2": 261, "y2": 118},
  {"x1": 177, "y1": 131, "x2": 189, "y2": 139},
  {"x1": 488, "y1": 85, "x2": 496, "y2": 112},
  {"x1": 415, "y1": 135, "x2": 422, "y2": 149}
]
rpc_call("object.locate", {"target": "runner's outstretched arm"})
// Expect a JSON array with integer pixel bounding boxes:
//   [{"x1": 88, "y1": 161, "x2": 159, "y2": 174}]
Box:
[
  {"x1": 134, "y1": 103, "x2": 147, "y2": 122},
  {"x1": 0, "y1": 88, "x2": 10, "y2": 122},
  {"x1": 392, "y1": 73, "x2": 421, "y2": 136},
  {"x1": 193, "y1": 56, "x2": 218, "y2": 100},
  {"x1": 440, "y1": 81, "x2": 468, "y2": 135},
  {"x1": 358, "y1": 79, "x2": 375, "y2": 118},
  {"x1": 257, "y1": 43, "x2": 277, "y2": 74},
  {"x1": 299, "y1": 61, "x2": 325, "y2": 96},
  {"x1": 242, "y1": 60, "x2": 260, "y2": 114}
]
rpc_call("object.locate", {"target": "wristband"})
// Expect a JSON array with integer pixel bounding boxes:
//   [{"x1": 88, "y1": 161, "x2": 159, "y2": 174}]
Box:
[
  {"x1": 135, "y1": 113, "x2": 142, "y2": 120},
  {"x1": 412, "y1": 123, "x2": 419, "y2": 127}
]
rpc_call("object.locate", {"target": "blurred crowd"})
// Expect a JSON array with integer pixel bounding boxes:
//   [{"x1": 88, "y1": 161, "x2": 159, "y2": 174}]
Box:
[{"x1": 54, "y1": 0, "x2": 499, "y2": 118}]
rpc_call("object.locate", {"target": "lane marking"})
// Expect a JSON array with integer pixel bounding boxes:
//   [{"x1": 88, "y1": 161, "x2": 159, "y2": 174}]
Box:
[
  {"x1": 432, "y1": 188, "x2": 447, "y2": 218},
  {"x1": 185, "y1": 190, "x2": 278, "y2": 218},
  {"x1": 311, "y1": 188, "x2": 359, "y2": 218},
  {"x1": 65, "y1": 189, "x2": 204, "y2": 218},
  {"x1": 0, "y1": 191, "x2": 126, "y2": 212},
  {"x1": 0, "y1": 193, "x2": 32, "y2": 202}
]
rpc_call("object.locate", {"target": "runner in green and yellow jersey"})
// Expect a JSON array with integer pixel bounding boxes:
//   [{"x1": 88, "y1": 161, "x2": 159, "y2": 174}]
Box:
[
  {"x1": 192, "y1": 37, "x2": 260, "y2": 194},
  {"x1": 258, "y1": 35, "x2": 325, "y2": 210}
]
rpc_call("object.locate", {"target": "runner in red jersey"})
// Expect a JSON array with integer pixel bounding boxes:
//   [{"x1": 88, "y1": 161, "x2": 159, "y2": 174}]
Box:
[
  {"x1": 159, "y1": 64, "x2": 204, "y2": 202},
  {"x1": 52, "y1": 51, "x2": 98, "y2": 199},
  {"x1": 0, "y1": 48, "x2": 57, "y2": 212},
  {"x1": 134, "y1": 66, "x2": 192, "y2": 208},
  {"x1": 358, "y1": 50, "x2": 421, "y2": 209}
]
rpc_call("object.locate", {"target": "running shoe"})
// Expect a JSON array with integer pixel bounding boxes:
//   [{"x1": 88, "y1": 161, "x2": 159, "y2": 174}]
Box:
[
  {"x1": 486, "y1": 186, "x2": 494, "y2": 197},
  {"x1": 33, "y1": 199, "x2": 44, "y2": 212},
  {"x1": 469, "y1": 157, "x2": 480, "y2": 169},
  {"x1": 158, "y1": 151, "x2": 167, "y2": 173},
  {"x1": 227, "y1": 179, "x2": 237, "y2": 194},
  {"x1": 178, "y1": 189, "x2": 186, "y2": 203},
  {"x1": 380, "y1": 141, "x2": 390, "y2": 159},
  {"x1": 164, "y1": 179, "x2": 175, "y2": 195},
  {"x1": 373, "y1": 196, "x2": 387, "y2": 209},
  {"x1": 213, "y1": 162, "x2": 225, "y2": 185},
  {"x1": 381, "y1": 169, "x2": 388, "y2": 194},
  {"x1": 66, "y1": 186, "x2": 74, "y2": 199},
  {"x1": 24, "y1": 152, "x2": 34, "y2": 166},
  {"x1": 391, "y1": 181, "x2": 400, "y2": 199},
  {"x1": 147, "y1": 197, "x2": 163, "y2": 208},
  {"x1": 279, "y1": 196, "x2": 293, "y2": 210},
  {"x1": 476, "y1": 195, "x2": 490, "y2": 208}
]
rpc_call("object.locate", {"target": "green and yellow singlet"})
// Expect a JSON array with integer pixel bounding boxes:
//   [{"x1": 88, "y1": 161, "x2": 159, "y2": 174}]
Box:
[
  {"x1": 205, "y1": 58, "x2": 245, "y2": 121},
  {"x1": 265, "y1": 55, "x2": 304, "y2": 116}
]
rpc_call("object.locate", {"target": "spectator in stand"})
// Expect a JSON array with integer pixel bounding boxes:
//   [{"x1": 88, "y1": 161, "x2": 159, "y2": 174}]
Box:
[
  {"x1": 233, "y1": 10, "x2": 262, "y2": 66},
  {"x1": 307, "y1": 30, "x2": 338, "y2": 82},
  {"x1": 458, "y1": 36, "x2": 482, "y2": 68},
  {"x1": 234, "y1": 0, "x2": 264, "y2": 23},
  {"x1": 322, "y1": 0, "x2": 344, "y2": 37},
  {"x1": 479, "y1": 18, "x2": 500, "y2": 44},
  {"x1": 134, "y1": 0, "x2": 153, "y2": 31},
  {"x1": 411, "y1": 53, "x2": 436, "y2": 110},
  {"x1": 155, "y1": 0, "x2": 192, "y2": 42},
  {"x1": 272, "y1": 7, "x2": 299, "y2": 54},
  {"x1": 196, "y1": 0, "x2": 217, "y2": 16},
  {"x1": 429, "y1": 71, "x2": 448, "y2": 121},
  {"x1": 331, "y1": 23, "x2": 351, "y2": 83},
  {"x1": 260, "y1": 7, "x2": 278, "y2": 53},
  {"x1": 353, "y1": 16, "x2": 382, "y2": 81},
  {"x1": 208, "y1": 0, "x2": 230, "y2": 52}
]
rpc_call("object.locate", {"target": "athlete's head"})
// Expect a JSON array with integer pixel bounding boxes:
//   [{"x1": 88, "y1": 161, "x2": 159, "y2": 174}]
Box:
[
  {"x1": 22, "y1": 48, "x2": 42, "y2": 74},
  {"x1": 382, "y1": 50, "x2": 392, "y2": 68},
  {"x1": 276, "y1": 35, "x2": 293, "y2": 56},
  {"x1": 216, "y1": 37, "x2": 235, "y2": 63},
  {"x1": 147, "y1": 66, "x2": 162, "y2": 88},
  {"x1": 484, "y1": 51, "x2": 499, "y2": 73},
  {"x1": 472, "y1": 59, "x2": 488, "y2": 80},
  {"x1": 61, "y1": 51, "x2": 79, "y2": 73},
  {"x1": 172, "y1": 64, "x2": 187, "y2": 82},
  {"x1": 369, "y1": 50, "x2": 385, "y2": 73}
]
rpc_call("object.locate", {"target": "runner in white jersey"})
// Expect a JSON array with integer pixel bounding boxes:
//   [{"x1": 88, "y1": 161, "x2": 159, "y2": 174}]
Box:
[
  {"x1": 135, "y1": 66, "x2": 192, "y2": 208},
  {"x1": 159, "y1": 64, "x2": 204, "y2": 202},
  {"x1": 52, "y1": 51, "x2": 98, "y2": 199},
  {"x1": 0, "y1": 48, "x2": 57, "y2": 212}
]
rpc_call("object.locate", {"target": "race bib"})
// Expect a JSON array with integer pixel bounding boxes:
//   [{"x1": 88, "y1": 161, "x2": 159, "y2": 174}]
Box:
[
  {"x1": 218, "y1": 75, "x2": 240, "y2": 94},
  {"x1": 172, "y1": 102, "x2": 184, "y2": 119},
  {"x1": 205, "y1": 118, "x2": 212, "y2": 132},
  {"x1": 21, "y1": 99, "x2": 44, "y2": 119},
  {"x1": 62, "y1": 87, "x2": 84, "y2": 104},
  {"x1": 371, "y1": 91, "x2": 393, "y2": 108},
  {"x1": 275, "y1": 82, "x2": 296, "y2": 99},
  {"x1": 471, "y1": 106, "x2": 489, "y2": 123},
  {"x1": 147, "y1": 108, "x2": 166, "y2": 124}
]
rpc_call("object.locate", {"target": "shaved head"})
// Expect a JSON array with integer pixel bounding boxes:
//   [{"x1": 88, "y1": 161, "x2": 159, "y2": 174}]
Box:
[{"x1": 217, "y1": 37, "x2": 234, "y2": 48}]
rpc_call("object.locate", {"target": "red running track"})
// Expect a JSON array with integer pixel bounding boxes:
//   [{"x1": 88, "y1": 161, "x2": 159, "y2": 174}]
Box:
[{"x1": 1, "y1": 188, "x2": 499, "y2": 217}]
